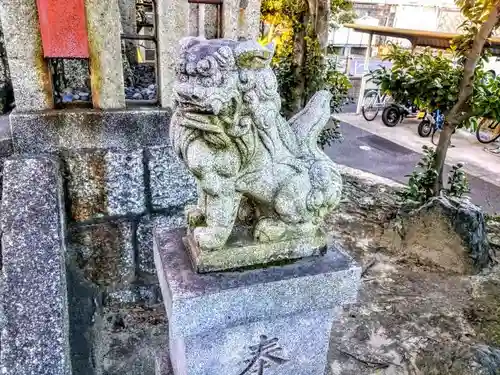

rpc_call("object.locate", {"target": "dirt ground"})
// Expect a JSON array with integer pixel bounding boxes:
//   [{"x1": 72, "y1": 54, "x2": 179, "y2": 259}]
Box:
[{"x1": 325, "y1": 165, "x2": 500, "y2": 375}]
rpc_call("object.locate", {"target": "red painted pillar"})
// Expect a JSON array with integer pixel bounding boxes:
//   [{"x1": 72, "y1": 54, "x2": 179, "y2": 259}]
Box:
[{"x1": 36, "y1": 0, "x2": 90, "y2": 58}]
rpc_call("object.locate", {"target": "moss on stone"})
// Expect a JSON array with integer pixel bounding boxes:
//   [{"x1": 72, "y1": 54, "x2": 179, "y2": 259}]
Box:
[
  {"x1": 185, "y1": 230, "x2": 327, "y2": 273},
  {"x1": 236, "y1": 51, "x2": 271, "y2": 69},
  {"x1": 188, "y1": 213, "x2": 206, "y2": 228}
]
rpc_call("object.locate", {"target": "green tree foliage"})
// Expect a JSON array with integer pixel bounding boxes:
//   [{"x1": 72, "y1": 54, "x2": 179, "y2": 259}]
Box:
[
  {"x1": 446, "y1": 162, "x2": 470, "y2": 198},
  {"x1": 371, "y1": 46, "x2": 462, "y2": 113},
  {"x1": 399, "y1": 146, "x2": 438, "y2": 206},
  {"x1": 370, "y1": 44, "x2": 499, "y2": 118},
  {"x1": 260, "y1": 0, "x2": 354, "y2": 117},
  {"x1": 372, "y1": 0, "x2": 500, "y2": 199},
  {"x1": 431, "y1": 0, "x2": 500, "y2": 195},
  {"x1": 399, "y1": 146, "x2": 469, "y2": 206}
]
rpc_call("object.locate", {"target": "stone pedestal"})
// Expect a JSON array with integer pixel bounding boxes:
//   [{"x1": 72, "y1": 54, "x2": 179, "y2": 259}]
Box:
[
  {"x1": 153, "y1": 227, "x2": 361, "y2": 375},
  {"x1": 157, "y1": 0, "x2": 189, "y2": 108},
  {"x1": 0, "y1": 0, "x2": 53, "y2": 111},
  {"x1": 85, "y1": 0, "x2": 126, "y2": 109}
]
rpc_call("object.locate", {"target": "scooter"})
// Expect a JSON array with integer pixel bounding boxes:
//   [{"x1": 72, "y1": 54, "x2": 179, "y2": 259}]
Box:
[{"x1": 381, "y1": 100, "x2": 418, "y2": 127}]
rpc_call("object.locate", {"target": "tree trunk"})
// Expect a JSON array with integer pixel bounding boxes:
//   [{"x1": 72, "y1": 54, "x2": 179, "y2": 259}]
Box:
[
  {"x1": 433, "y1": 4, "x2": 500, "y2": 194},
  {"x1": 291, "y1": 16, "x2": 308, "y2": 115},
  {"x1": 290, "y1": 0, "x2": 330, "y2": 115},
  {"x1": 433, "y1": 121, "x2": 454, "y2": 194},
  {"x1": 309, "y1": 0, "x2": 330, "y2": 48}
]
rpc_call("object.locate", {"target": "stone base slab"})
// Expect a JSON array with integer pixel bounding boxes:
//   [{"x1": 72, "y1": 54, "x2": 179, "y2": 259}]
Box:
[
  {"x1": 153, "y1": 227, "x2": 361, "y2": 375},
  {"x1": 183, "y1": 228, "x2": 327, "y2": 273},
  {"x1": 155, "y1": 309, "x2": 338, "y2": 375}
]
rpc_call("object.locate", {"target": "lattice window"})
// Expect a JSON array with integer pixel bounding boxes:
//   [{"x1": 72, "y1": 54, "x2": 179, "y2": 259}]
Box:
[
  {"x1": 188, "y1": 0, "x2": 223, "y2": 39},
  {"x1": 121, "y1": 0, "x2": 158, "y2": 106}
]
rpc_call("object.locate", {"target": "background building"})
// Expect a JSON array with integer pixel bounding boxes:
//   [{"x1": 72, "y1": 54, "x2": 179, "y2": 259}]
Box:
[
  {"x1": 330, "y1": 0, "x2": 465, "y2": 98},
  {"x1": 331, "y1": 0, "x2": 462, "y2": 60}
]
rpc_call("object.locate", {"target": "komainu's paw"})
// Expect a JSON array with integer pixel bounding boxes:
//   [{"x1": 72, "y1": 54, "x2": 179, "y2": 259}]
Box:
[
  {"x1": 193, "y1": 226, "x2": 230, "y2": 250},
  {"x1": 254, "y1": 218, "x2": 316, "y2": 243}
]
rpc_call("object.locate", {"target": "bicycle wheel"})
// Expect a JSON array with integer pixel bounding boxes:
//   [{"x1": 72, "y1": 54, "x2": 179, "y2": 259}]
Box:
[
  {"x1": 361, "y1": 90, "x2": 379, "y2": 121},
  {"x1": 476, "y1": 118, "x2": 500, "y2": 144},
  {"x1": 418, "y1": 120, "x2": 432, "y2": 137},
  {"x1": 432, "y1": 126, "x2": 455, "y2": 146},
  {"x1": 431, "y1": 127, "x2": 440, "y2": 146}
]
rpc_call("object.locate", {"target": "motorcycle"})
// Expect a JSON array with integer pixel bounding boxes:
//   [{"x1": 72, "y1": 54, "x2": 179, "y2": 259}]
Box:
[{"x1": 382, "y1": 100, "x2": 418, "y2": 127}]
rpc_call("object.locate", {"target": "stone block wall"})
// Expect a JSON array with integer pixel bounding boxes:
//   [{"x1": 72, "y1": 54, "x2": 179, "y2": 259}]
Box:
[
  {"x1": 4, "y1": 107, "x2": 198, "y2": 373},
  {"x1": 10, "y1": 108, "x2": 197, "y2": 302},
  {"x1": 65, "y1": 145, "x2": 196, "y2": 295},
  {"x1": 0, "y1": 134, "x2": 194, "y2": 373}
]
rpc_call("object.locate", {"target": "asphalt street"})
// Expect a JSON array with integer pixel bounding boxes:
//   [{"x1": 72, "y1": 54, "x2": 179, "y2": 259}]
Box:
[{"x1": 324, "y1": 121, "x2": 500, "y2": 214}]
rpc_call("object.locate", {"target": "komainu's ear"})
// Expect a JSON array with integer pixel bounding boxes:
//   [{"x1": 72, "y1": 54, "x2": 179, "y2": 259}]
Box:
[{"x1": 234, "y1": 40, "x2": 275, "y2": 69}]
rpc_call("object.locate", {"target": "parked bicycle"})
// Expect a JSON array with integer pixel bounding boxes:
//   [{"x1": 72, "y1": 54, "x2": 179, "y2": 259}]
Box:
[
  {"x1": 361, "y1": 89, "x2": 389, "y2": 121},
  {"x1": 417, "y1": 108, "x2": 445, "y2": 145},
  {"x1": 476, "y1": 117, "x2": 500, "y2": 144}
]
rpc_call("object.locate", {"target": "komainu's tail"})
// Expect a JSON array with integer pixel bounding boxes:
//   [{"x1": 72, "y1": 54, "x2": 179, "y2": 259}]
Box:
[{"x1": 288, "y1": 90, "x2": 332, "y2": 158}]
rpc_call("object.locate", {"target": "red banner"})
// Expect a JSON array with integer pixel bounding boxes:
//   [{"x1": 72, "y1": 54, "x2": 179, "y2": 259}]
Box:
[{"x1": 36, "y1": 0, "x2": 89, "y2": 58}]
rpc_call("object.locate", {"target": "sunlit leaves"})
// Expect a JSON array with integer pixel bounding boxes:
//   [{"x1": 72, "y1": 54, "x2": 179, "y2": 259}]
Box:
[
  {"x1": 330, "y1": 0, "x2": 356, "y2": 29},
  {"x1": 456, "y1": 0, "x2": 499, "y2": 23},
  {"x1": 453, "y1": 0, "x2": 500, "y2": 66},
  {"x1": 260, "y1": 0, "x2": 354, "y2": 116}
]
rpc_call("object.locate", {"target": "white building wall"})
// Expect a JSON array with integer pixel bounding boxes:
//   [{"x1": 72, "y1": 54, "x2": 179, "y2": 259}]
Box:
[
  {"x1": 393, "y1": 5, "x2": 438, "y2": 30},
  {"x1": 329, "y1": 0, "x2": 460, "y2": 48},
  {"x1": 330, "y1": 15, "x2": 379, "y2": 46},
  {"x1": 389, "y1": 5, "x2": 439, "y2": 47},
  {"x1": 351, "y1": 0, "x2": 455, "y2": 6}
]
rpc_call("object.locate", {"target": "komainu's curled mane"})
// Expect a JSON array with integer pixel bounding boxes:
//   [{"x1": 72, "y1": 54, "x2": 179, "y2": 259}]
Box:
[{"x1": 170, "y1": 37, "x2": 342, "y2": 253}]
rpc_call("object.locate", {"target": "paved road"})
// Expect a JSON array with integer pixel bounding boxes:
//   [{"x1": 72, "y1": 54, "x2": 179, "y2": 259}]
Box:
[{"x1": 324, "y1": 122, "x2": 500, "y2": 214}]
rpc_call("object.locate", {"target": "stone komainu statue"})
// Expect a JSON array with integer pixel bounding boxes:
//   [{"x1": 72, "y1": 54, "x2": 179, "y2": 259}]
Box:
[{"x1": 170, "y1": 37, "x2": 342, "y2": 256}]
